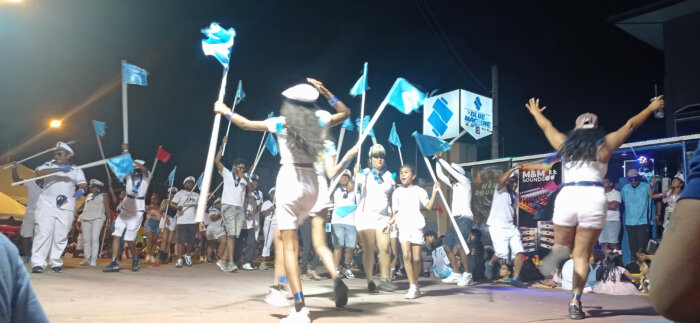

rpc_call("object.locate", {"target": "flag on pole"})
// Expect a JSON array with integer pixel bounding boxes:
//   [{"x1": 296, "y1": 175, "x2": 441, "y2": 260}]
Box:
[
  {"x1": 341, "y1": 118, "x2": 355, "y2": 131},
  {"x1": 384, "y1": 78, "x2": 426, "y2": 114},
  {"x1": 234, "y1": 80, "x2": 246, "y2": 105},
  {"x1": 334, "y1": 205, "x2": 358, "y2": 218},
  {"x1": 121, "y1": 61, "x2": 148, "y2": 86},
  {"x1": 107, "y1": 154, "x2": 134, "y2": 181},
  {"x1": 388, "y1": 122, "x2": 402, "y2": 147},
  {"x1": 349, "y1": 62, "x2": 369, "y2": 96},
  {"x1": 356, "y1": 116, "x2": 375, "y2": 137},
  {"x1": 156, "y1": 147, "x2": 171, "y2": 163},
  {"x1": 201, "y1": 22, "x2": 236, "y2": 69},
  {"x1": 196, "y1": 172, "x2": 204, "y2": 191},
  {"x1": 93, "y1": 120, "x2": 106, "y2": 137},
  {"x1": 168, "y1": 166, "x2": 177, "y2": 187},
  {"x1": 412, "y1": 131, "x2": 451, "y2": 156},
  {"x1": 265, "y1": 134, "x2": 279, "y2": 156}
]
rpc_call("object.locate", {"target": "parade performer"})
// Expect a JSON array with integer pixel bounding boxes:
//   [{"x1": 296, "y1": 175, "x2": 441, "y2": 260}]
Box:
[
  {"x1": 159, "y1": 187, "x2": 178, "y2": 263},
  {"x1": 259, "y1": 187, "x2": 276, "y2": 270},
  {"x1": 170, "y1": 176, "x2": 200, "y2": 268},
  {"x1": 78, "y1": 179, "x2": 110, "y2": 267},
  {"x1": 331, "y1": 170, "x2": 358, "y2": 279},
  {"x1": 215, "y1": 146, "x2": 250, "y2": 272}
]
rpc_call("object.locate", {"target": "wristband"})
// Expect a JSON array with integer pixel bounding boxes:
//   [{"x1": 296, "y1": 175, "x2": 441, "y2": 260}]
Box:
[
  {"x1": 328, "y1": 96, "x2": 339, "y2": 106},
  {"x1": 224, "y1": 111, "x2": 233, "y2": 121}
]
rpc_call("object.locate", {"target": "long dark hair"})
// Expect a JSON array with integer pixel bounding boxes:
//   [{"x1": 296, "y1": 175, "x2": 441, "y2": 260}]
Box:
[
  {"x1": 602, "y1": 252, "x2": 624, "y2": 282},
  {"x1": 558, "y1": 128, "x2": 606, "y2": 163},
  {"x1": 279, "y1": 99, "x2": 324, "y2": 160}
]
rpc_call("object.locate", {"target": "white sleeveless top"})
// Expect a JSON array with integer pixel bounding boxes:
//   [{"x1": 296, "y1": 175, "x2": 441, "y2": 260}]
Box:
[
  {"x1": 562, "y1": 160, "x2": 608, "y2": 183},
  {"x1": 82, "y1": 193, "x2": 106, "y2": 221}
]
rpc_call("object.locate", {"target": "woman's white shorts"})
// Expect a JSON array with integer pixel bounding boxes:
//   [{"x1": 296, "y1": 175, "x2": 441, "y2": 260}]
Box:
[{"x1": 553, "y1": 186, "x2": 606, "y2": 229}]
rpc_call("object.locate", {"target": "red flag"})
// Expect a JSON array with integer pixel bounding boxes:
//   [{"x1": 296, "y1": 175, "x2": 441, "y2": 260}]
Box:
[
  {"x1": 436, "y1": 203, "x2": 443, "y2": 215},
  {"x1": 156, "y1": 147, "x2": 171, "y2": 163}
]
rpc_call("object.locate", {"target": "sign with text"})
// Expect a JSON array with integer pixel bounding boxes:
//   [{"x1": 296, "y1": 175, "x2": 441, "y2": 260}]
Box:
[{"x1": 460, "y1": 90, "x2": 492, "y2": 140}]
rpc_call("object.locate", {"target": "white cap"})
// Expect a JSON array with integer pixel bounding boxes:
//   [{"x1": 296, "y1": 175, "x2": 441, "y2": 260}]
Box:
[
  {"x1": 168, "y1": 187, "x2": 179, "y2": 193},
  {"x1": 89, "y1": 179, "x2": 104, "y2": 187},
  {"x1": 450, "y1": 163, "x2": 466, "y2": 176},
  {"x1": 56, "y1": 141, "x2": 74, "y2": 157},
  {"x1": 282, "y1": 84, "x2": 319, "y2": 103},
  {"x1": 134, "y1": 159, "x2": 145, "y2": 165},
  {"x1": 674, "y1": 172, "x2": 685, "y2": 182},
  {"x1": 368, "y1": 144, "x2": 386, "y2": 157},
  {"x1": 269, "y1": 187, "x2": 276, "y2": 195},
  {"x1": 341, "y1": 169, "x2": 352, "y2": 177},
  {"x1": 213, "y1": 197, "x2": 221, "y2": 204},
  {"x1": 183, "y1": 176, "x2": 196, "y2": 185}
]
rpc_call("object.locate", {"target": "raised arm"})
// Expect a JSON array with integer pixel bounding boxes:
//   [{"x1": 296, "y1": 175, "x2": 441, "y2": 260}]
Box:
[
  {"x1": 307, "y1": 78, "x2": 350, "y2": 127},
  {"x1": 215, "y1": 142, "x2": 225, "y2": 173},
  {"x1": 435, "y1": 159, "x2": 451, "y2": 186},
  {"x1": 525, "y1": 98, "x2": 566, "y2": 150},
  {"x1": 214, "y1": 101, "x2": 269, "y2": 132},
  {"x1": 10, "y1": 163, "x2": 22, "y2": 182},
  {"x1": 424, "y1": 183, "x2": 440, "y2": 210},
  {"x1": 496, "y1": 168, "x2": 517, "y2": 192},
  {"x1": 600, "y1": 96, "x2": 664, "y2": 162},
  {"x1": 325, "y1": 146, "x2": 359, "y2": 180}
]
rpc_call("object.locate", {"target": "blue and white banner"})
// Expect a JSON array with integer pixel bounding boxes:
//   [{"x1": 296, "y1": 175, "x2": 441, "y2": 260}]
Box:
[
  {"x1": 460, "y1": 90, "x2": 492, "y2": 140},
  {"x1": 121, "y1": 61, "x2": 148, "y2": 86},
  {"x1": 422, "y1": 89, "x2": 460, "y2": 140}
]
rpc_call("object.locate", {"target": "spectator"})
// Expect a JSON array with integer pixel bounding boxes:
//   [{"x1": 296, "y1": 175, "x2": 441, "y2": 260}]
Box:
[
  {"x1": 599, "y1": 178, "x2": 622, "y2": 254},
  {"x1": 621, "y1": 169, "x2": 651, "y2": 261},
  {"x1": 649, "y1": 173, "x2": 684, "y2": 230},
  {"x1": 592, "y1": 252, "x2": 639, "y2": 295},
  {"x1": 0, "y1": 233, "x2": 50, "y2": 322}
]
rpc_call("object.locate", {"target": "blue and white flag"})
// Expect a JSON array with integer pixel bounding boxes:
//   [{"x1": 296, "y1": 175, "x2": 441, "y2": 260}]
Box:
[
  {"x1": 388, "y1": 122, "x2": 401, "y2": 147},
  {"x1": 384, "y1": 78, "x2": 426, "y2": 114},
  {"x1": 412, "y1": 131, "x2": 451, "y2": 156},
  {"x1": 349, "y1": 62, "x2": 369, "y2": 97},
  {"x1": 334, "y1": 205, "x2": 357, "y2": 218},
  {"x1": 93, "y1": 120, "x2": 106, "y2": 137},
  {"x1": 265, "y1": 133, "x2": 279, "y2": 156},
  {"x1": 201, "y1": 22, "x2": 236, "y2": 69},
  {"x1": 121, "y1": 61, "x2": 148, "y2": 86},
  {"x1": 196, "y1": 172, "x2": 204, "y2": 191},
  {"x1": 167, "y1": 166, "x2": 177, "y2": 187},
  {"x1": 356, "y1": 116, "x2": 375, "y2": 138},
  {"x1": 107, "y1": 154, "x2": 134, "y2": 181},
  {"x1": 341, "y1": 118, "x2": 355, "y2": 131},
  {"x1": 234, "y1": 80, "x2": 246, "y2": 105}
]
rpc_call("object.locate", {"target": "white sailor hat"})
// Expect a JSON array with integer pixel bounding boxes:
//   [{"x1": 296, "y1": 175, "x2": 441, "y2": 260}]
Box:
[
  {"x1": 450, "y1": 163, "x2": 466, "y2": 176},
  {"x1": 213, "y1": 197, "x2": 221, "y2": 204},
  {"x1": 56, "y1": 141, "x2": 74, "y2": 157},
  {"x1": 89, "y1": 179, "x2": 104, "y2": 187},
  {"x1": 341, "y1": 169, "x2": 352, "y2": 177},
  {"x1": 183, "y1": 176, "x2": 196, "y2": 185},
  {"x1": 168, "y1": 187, "x2": 179, "y2": 193},
  {"x1": 369, "y1": 144, "x2": 386, "y2": 157},
  {"x1": 281, "y1": 84, "x2": 319, "y2": 103},
  {"x1": 674, "y1": 172, "x2": 685, "y2": 182},
  {"x1": 133, "y1": 159, "x2": 145, "y2": 165},
  {"x1": 269, "y1": 187, "x2": 276, "y2": 195}
]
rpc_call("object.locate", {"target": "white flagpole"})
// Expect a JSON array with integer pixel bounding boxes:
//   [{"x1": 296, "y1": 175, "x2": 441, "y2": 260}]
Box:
[
  {"x1": 122, "y1": 60, "x2": 129, "y2": 145},
  {"x1": 151, "y1": 145, "x2": 161, "y2": 176},
  {"x1": 93, "y1": 128, "x2": 113, "y2": 183},
  {"x1": 398, "y1": 146, "x2": 404, "y2": 166},
  {"x1": 357, "y1": 91, "x2": 366, "y2": 169},
  {"x1": 448, "y1": 129, "x2": 469, "y2": 145},
  {"x1": 195, "y1": 68, "x2": 229, "y2": 223},
  {"x1": 221, "y1": 99, "x2": 240, "y2": 156},
  {"x1": 12, "y1": 158, "x2": 113, "y2": 186},
  {"x1": 2, "y1": 140, "x2": 76, "y2": 170},
  {"x1": 163, "y1": 170, "x2": 176, "y2": 220},
  {"x1": 335, "y1": 128, "x2": 346, "y2": 164},
  {"x1": 249, "y1": 132, "x2": 267, "y2": 176},
  {"x1": 354, "y1": 100, "x2": 388, "y2": 152}
]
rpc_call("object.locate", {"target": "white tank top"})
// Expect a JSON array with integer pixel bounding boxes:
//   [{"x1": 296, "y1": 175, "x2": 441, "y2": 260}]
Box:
[
  {"x1": 82, "y1": 193, "x2": 106, "y2": 221},
  {"x1": 562, "y1": 160, "x2": 608, "y2": 183}
]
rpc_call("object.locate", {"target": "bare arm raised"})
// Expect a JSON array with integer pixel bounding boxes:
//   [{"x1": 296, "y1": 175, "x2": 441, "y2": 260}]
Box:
[{"x1": 598, "y1": 96, "x2": 664, "y2": 163}]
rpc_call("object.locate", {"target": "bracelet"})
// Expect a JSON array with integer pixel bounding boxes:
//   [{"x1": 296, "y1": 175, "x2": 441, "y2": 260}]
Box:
[
  {"x1": 224, "y1": 111, "x2": 233, "y2": 121},
  {"x1": 328, "y1": 96, "x2": 339, "y2": 106}
]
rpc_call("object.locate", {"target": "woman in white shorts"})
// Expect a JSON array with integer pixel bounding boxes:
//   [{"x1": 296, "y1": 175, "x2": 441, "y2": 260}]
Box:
[
  {"x1": 525, "y1": 96, "x2": 665, "y2": 319},
  {"x1": 159, "y1": 187, "x2": 178, "y2": 264},
  {"x1": 216, "y1": 78, "x2": 350, "y2": 322}
]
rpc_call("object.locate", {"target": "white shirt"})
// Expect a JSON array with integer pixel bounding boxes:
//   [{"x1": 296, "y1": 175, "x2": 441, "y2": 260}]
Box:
[
  {"x1": 487, "y1": 186, "x2": 517, "y2": 228},
  {"x1": 245, "y1": 190, "x2": 263, "y2": 229},
  {"x1": 121, "y1": 173, "x2": 151, "y2": 212},
  {"x1": 204, "y1": 206, "x2": 219, "y2": 227},
  {"x1": 22, "y1": 181, "x2": 42, "y2": 216},
  {"x1": 36, "y1": 161, "x2": 87, "y2": 212},
  {"x1": 436, "y1": 158, "x2": 473, "y2": 218},
  {"x1": 266, "y1": 110, "x2": 332, "y2": 165},
  {"x1": 82, "y1": 193, "x2": 106, "y2": 221},
  {"x1": 604, "y1": 189, "x2": 622, "y2": 221},
  {"x1": 261, "y1": 200, "x2": 275, "y2": 220},
  {"x1": 356, "y1": 168, "x2": 395, "y2": 216},
  {"x1": 220, "y1": 167, "x2": 247, "y2": 207},
  {"x1": 331, "y1": 186, "x2": 357, "y2": 225},
  {"x1": 172, "y1": 190, "x2": 199, "y2": 224},
  {"x1": 392, "y1": 185, "x2": 429, "y2": 229}
]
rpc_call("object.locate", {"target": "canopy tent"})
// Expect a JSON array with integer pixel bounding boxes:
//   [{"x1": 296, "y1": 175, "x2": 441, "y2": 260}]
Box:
[
  {"x1": 0, "y1": 163, "x2": 36, "y2": 205},
  {"x1": 0, "y1": 191, "x2": 26, "y2": 221}
]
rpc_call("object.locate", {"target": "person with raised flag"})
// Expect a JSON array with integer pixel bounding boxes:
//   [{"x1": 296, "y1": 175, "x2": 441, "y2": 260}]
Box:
[
  {"x1": 103, "y1": 156, "x2": 151, "y2": 273},
  {"x1": 77, "y1": 179, "x2": 110, "y2": 267},
  {"x1": 170, "y1": 176, "x2": 200, "y2": 268},
  {"x1": 215, "y1": 143, "x2": 250, "y2": 273},
  {"x1": 331, "y1": 169, "x2": 358, "y2": 279},
  {"x1": 354, "y1": 143, "x2": 397, "y2": 292},
  {"x1": 31, "y1": 141, "x2": 87, "y2": 274},
  {"x1": 10, "y1": 163, "x2": 42, "y2": 263},
  {"x1": 435, "y1": 154, "x2": 475, "y2": 287},
  {"x1": 215, "y1": 77, "x2": 350, "y2": 322},
  {"x1": 159, "y1": 187, "x2": 179, "y2": 264},
  {"x1": 525, "y1": 96, "x2": 665, "y2": 319}
]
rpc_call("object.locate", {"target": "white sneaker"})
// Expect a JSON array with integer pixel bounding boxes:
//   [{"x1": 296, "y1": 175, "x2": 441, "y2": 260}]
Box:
[
  {"x1": 343, "y1": 267, "x2": 356, "y2": 279},
  {"x1": 259, "y1": 262, "x2": 268, "y2": 270},
  {"x1": 184, "y1": 255, "x2": 192, "y2": 266},
  {"x1": 264, "y1": 288, "x2": 293, "y2": 307},
  {"x1": 175, "y1": 259, "x2": 184, "y2": 268},
  {"x1": 457, "y1": 273, "x2": 473, "y2": 287},
  {"x1": 242, "y1": 263, "x2": 254, "y2": 271},
  {"x1": 404, "y1": 286, "x2": 421, "y2": 299},
  {"x1": 229, "y1": 263, "x2": 239, "y2": 272},
  {"x1": 89, "y1": 260, "x2": 97, "y2": 267},
  {"x1": 441, "y1": 272, "x2": 461, "y2": 284},
  {"x1": 280, "y1": 307, "x2": 310, "y2": 323},
  {"x1": 216, "y1": 260, "x2": 227, "y2": 271}
]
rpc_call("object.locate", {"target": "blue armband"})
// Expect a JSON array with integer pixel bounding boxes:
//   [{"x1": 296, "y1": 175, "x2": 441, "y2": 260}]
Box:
[
  {"x1": 328, "y1": 96, "x2": 339, "y2": 106},
  {"x1": 224, "y1": 111, "x2": 233, "y2": 121}
]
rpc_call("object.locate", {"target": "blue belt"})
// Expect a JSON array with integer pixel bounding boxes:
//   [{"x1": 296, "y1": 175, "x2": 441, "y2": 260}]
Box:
[
  {"x1": 560, "y1": 181, "x2": 603, "y2": 188},
  {"x1": 126, "y1": 194, "x2": 145, "y2": 200}
]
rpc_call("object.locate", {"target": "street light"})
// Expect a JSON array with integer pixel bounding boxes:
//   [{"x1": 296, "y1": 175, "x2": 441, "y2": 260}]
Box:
[{"x1": 49, "y1": 120, "x2": 62, "y2": 128}]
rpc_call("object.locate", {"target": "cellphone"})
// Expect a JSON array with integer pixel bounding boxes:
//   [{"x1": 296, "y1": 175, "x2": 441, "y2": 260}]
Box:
[{"x1": 325, "y1": 223, "x2": 332, "y2": 232}]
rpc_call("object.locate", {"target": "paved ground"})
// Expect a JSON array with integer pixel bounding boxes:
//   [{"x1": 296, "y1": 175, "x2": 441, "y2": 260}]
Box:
[{"x1": 30, "y1": 257, "x2": 667, "y2": 323}]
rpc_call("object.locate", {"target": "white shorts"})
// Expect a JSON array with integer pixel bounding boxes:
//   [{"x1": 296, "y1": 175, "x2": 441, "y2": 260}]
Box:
[
  {"x1": 310, "y1": 176, "x2": 332, "y2": 214},
  {"x1": 275, "y1": 165, "x2": 319, "y2": 231},
  {"x1": 165, "y1": 216, "x2": 177, "y2": 231},
  {"x1": 389, "y1": 225, "x2": 398, "y2": 239},
  {"x1": 553, "y1": 186, "x2": 606, "y2": 229},
  {"x1": 159, "y1": 217, "x2": 165, "y2": 230},
  {"x1": 488, "y1": 225, "x2": 524, "y2": 260},
  {"x1": 113, "y1": 211, "x2": 143, "y2": 241},
  {"x1": 206, "y1": 226, "x2": 226, "y2": 240},
  {"x1": 398, "y1": 226, "x2": 424, "y2": 245},
  {"x1": 355, "y1": 212, "x2": 389, "y2": 232}
]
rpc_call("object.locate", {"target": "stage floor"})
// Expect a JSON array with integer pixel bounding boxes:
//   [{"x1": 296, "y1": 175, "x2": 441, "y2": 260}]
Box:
[{"x1": 30, "y1": 257, "x2": 667, "y2": 323}]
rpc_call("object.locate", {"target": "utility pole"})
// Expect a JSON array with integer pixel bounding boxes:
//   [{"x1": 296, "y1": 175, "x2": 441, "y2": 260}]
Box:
[{"x1": 491, "y1": 65, "x2": 499, "y2": 158}]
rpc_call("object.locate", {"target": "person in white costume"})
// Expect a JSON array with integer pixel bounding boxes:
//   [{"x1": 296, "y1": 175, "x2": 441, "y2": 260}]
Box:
[
  {"x1": 10, "y1": 163, "x2": 43, "y2": 263},
  {"x1": 77, "y1": 179, "x2": 110, "y2": 267},
  {"x1": 259, "y1": 187, "x2": 276, "y2": 270}
]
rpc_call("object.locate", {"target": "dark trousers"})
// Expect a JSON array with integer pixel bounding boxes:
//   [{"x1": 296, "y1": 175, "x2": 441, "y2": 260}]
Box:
[
  {"x1": 299, "y1": 219, "x2": 318, "y2": 274},
  {"x1": 240, "y1": 228, "x2": 257, "y2": 265},
  {"x1": 626, "y1": 225, "x2": 650, "y2": 261}
]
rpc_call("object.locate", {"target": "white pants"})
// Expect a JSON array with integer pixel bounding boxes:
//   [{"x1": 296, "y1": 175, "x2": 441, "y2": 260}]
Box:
[
  {"x1": 488, "y1": 225, "x2": 524, "y2": 260},
  {"x1": 31, "y1": 198, "x2": 75, "y2": 268},
  {"x1": 261, "y1": 216, "x2": 277, "y2": 258},
  {"x1": 82, "y1": 218, "x2": 105, "y2": 262}
]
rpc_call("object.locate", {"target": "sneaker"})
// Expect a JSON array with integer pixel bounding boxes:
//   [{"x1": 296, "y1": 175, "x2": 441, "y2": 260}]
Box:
[
  {"x1": 131, "y1": 257, "x2": 141, "y2": 272},
  {"x1": 229, "y1": 263, "x2": 239, "y2": 272},
  {"x1": 242, "y1": 263, "x2": 254, "y2": 271},
  {"x1": 51, "y1": 266, "x2": 62, "y2": 273},
  {"x1": 442, "y1": 272, "x2": 462, "y2": 284},
  {"x1": 259, "y1": 261, "x2": 268, "y2": 270},
  {"x1": 175, "y1": 258, "x2": 184, "y2": 268},
  {"x1": 510, "y1": 279, "x2": 527, "y2": 289},
  {"x1": 184, "y1": 255, "x2": 192, "y2": 267},
  {"x1": 216, "y1": 260, "x2": 227, "y2": 271},
  {"x1": 368, "y1": 280, "x2": 378, "y2": 293},
  {"x1": 280, "y1": 307, "x2": 310, "y2": 323},
  {"x1": 404, "y1": 286, "x2": 421, "y2": 299},
  {"x1": 342, "y1": 267, "x2": 356, "y2": 279},
  {"x1": 378, "y1": 279, "x2": 397, "y2": 292},
  {"x1": 457, "y1": 273, "x2": 473, "y2": 287},
  {"x1": 89, "y1": 260, "x2": 97, "y2": 267},
  {"x1": 32, "y1": 266, "x2": 43, "y2": 273},
  {"x1": 390, "y1": 268, "x2": 397, "y2": 280},
  {"x1": 103, "y1": 261, "x2": 120, "y2": 272},
  {"x1": 264, "y1": 287, "x2": 293, "y2": 307},
  {"x1": 300, "y1": 274, "x2": 312, "y2": 281},
  {"x1": 80, "y1": 259, "x2": 90, "y2": 266},
  {"x1": 484, "y1": 262, "x2": 496, "y2": 280},
  {"x1": 333, "y1": 278, "x2": 349, "y2": 307},
  {"x1": 307, "y1": 269, "x2": 322, "y2": 280},
  {"x1": 568, "y1": 302, "x2": 586, "y2": 320}
]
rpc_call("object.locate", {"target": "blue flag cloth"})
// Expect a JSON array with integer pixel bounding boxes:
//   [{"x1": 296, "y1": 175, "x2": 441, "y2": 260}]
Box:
[
  {"x1": 234, "y1": 80, "x2": 246, "y2": 105},
  {"x1": 384, "y1": 78, "x2": 426, "y2": 114},
  {"x1": 349, "y1": 62, "x2": 369, "y2": 96},
  {"x1": 268, "y1": 111, "x2": 275, "y2": 119},
  {"x1": 121, "y1": 61, "x2": 148, "y2": 86},
  {"x1": 168, "y1": 166, "x2": 177, "y2": 187},
  {"x1": 341, "y1": 117, "x2": 355, "y2": 131},
  {"x1": 356, "y1": 116, "x2": 375, "y2": 138},
  {"x1": 265, "y1": 133, "x2": 279, "y2": 156},
  {"x1": 412, "y1": 131, "x2": 451, "y2": 156},
  {"x1": 107, "y1": 154, "x2": 134, "y2": 181},
  {"x1": 92, "y1": 120, "x2": 106, "y2": 137},
  {"x1": 201, "y1": 22, "x2": 236, "y2": 69},
  {"x1": 334, "y1": 205, "x2": 358, "y2": 218},
  {"x1": 388, "y1": 122, "x2": 402, "y2": 147},
  {"x1": 196, "y1": 172, "x2": 204, "y2": 191}
]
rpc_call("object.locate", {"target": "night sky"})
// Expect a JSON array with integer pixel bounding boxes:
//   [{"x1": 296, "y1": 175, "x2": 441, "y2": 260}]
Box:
[{"x1": 0, "y1": 0, "x2": 665, "y2": 192}]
